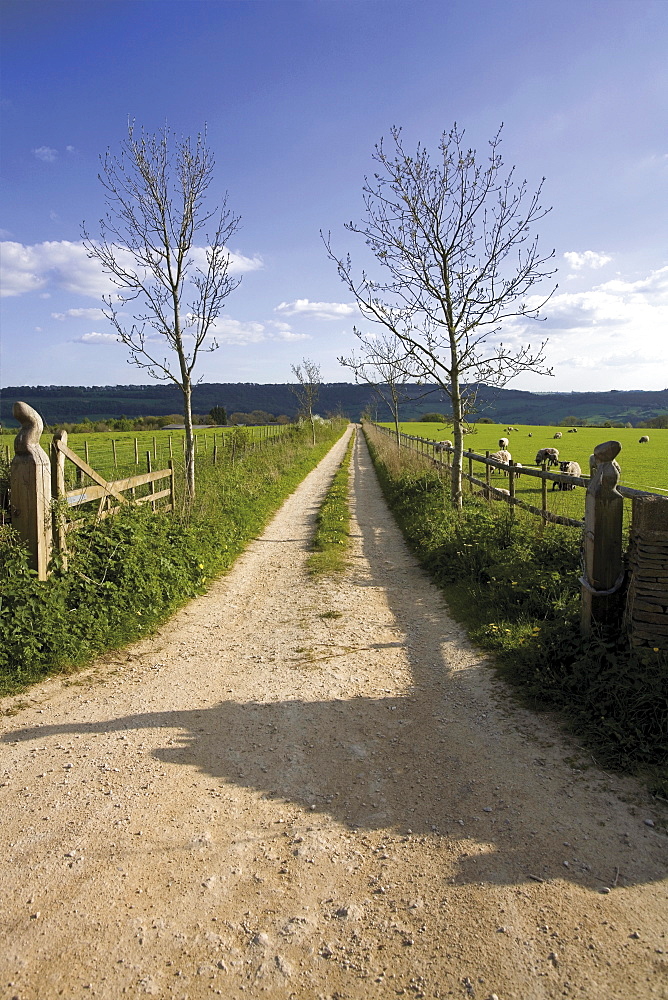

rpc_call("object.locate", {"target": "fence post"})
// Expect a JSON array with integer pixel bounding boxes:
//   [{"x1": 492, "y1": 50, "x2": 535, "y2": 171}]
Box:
[
  {"x1": 580, "y1": 440, "x2": 625, "y2": 636},
  {"x1": 10, "y1": 401, "x2": 52, "y2": 580},
  {"x1": 112, "y1": 439, "x2": 117, "y2": 466},
  {"x1": 541, "y1": 462, "x2": 548, "y2": 522},
  {"x1": 468, "y1": 451, "x2": 473, "y2": 494},
  {"x1": 508, "y1": 460, "x2": 516, "y2": 512},
  {"x1": 134, "y1": 437, "x2": 139, "y2": 464},
  {"x1": 485, "y1": 451, "x2": 491, "y2": 501},
  {"x1": 50, "y1": 429, "x2": 68, "y2": 569},
  {"x1": 168, "y1": 458, "x2": 175, "y2": 512},
  {"x1": 146, "y1": 451, "x2": 156, "y2": 511}
]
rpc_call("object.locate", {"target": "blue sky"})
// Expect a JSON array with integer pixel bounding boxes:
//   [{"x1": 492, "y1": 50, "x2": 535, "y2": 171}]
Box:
[{"x1": 1, "y1": 0, "x2": 667, "y2": 393}]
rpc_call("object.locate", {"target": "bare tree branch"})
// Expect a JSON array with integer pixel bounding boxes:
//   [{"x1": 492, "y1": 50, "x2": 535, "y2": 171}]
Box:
[
  {"x1": 324, "y1": 123, "x2": 556, "y2": 507},
  {"x1": 83, "y1": 122, "x2": 241, "y2": 498}
]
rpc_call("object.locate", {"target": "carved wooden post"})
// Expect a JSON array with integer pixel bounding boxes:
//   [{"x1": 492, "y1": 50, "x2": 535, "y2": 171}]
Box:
[
  {"x1": 50, "y1": 429, "x2": 68, "y2": 569},
  {"x1": 581, "y1": 440, "x2": 625, "y2": 636},
  {"x1": 10, "y1": 401, "x2": 52, "y2": 580}
]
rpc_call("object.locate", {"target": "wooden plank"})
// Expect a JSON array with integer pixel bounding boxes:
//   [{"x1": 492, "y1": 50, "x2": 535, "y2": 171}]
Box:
[
  {"x1": 55, "y1": 441, "x2": 128, "y2": 504},
  {"x1": 64, "y1": 468, "x2": 171, "y2": 502},
  {"x1": 135, "y1": 487, "x2": 171, "y2": 504}
]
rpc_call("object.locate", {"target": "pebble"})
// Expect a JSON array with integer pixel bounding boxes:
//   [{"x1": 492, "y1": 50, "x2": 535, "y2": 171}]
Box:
[{"x1": 644, "y1": 819, "x2": 655, "y2": 827}]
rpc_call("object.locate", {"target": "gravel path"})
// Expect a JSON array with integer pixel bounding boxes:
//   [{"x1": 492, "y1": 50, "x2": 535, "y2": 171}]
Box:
[{"x1": 1, "y1": 427, "x2": 666, "y2": 1000}]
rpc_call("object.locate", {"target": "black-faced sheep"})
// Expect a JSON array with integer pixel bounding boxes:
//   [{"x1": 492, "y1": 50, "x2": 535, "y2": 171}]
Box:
[
  {"x1": 639, "y1": 435, "x2": 649, "y2": 443},
  {"x1": 567, "y1": 427, "x2": 578, "y2": 433},
  {"x1": 498, "y1": 437, "x2": 509, "y2": 449},
  {"x1": 552, "y1": 460, "x2": 582, "y2": 491},
  {"x1": 528, "y1": 432, "x2": 533, "y2": 438},
  {"x1": 535, "y1": 447, "x2": 559, "y2": 467},
  {"x1": 553, "y1": 431, "x2": 562, "y2": 439}
]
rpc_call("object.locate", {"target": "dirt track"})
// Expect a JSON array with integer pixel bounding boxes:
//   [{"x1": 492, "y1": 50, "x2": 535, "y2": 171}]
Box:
[{"x1": 1, "y1": 427, "x2": 666, "y2": 1000}]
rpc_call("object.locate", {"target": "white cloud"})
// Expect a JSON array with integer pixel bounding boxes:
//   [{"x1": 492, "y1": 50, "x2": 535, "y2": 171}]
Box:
[
  {"x1": 52, "y1": 307, "x2": 107, "y2": 321},
  {"x1": 502, "y1": 265, "x2": 668, "y2": 388},
  {"x1": 0, "y1": 239, "x2": 262, "y2": 300},
  {"x1": 72, "y1": 332, "x2": 119, "y2": 345},
  {"x1": 275, "y1": 298, "x2": 357, "y2": 320},
  {"x1": 0, "y1": 240, "x2": 112, "y2": 298},
  {"x1": 273, "y1": 330, "x2": 310, "y2": 342},
  {"x1": 188, "y1": 245, "x2": 263, "y2": 275},
  {"x1": 65, "y1": 145, "x2": 76, "y2": 154},
  {"x1": 33, "y1": 146, "x2": 58, "y2": 162},
  {"x1": 207, "y1": 317, "x2": 268, "y2": 345},
  {"x1": 563, "y1": 250, "x2": 612, "y2": 271}
]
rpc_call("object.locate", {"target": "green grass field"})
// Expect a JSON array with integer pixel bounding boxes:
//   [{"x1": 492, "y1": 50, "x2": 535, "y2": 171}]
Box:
[
  {"x1": 382, "y1": 422, "x2": 667, "y2": 528},
  {"x1": 0, "y1": 424, "x2": 288, "y2": 486}
]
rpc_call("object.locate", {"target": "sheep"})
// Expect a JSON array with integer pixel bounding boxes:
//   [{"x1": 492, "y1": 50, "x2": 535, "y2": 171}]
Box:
[
  {"x1": 498, "y1": 437, "x2": 509, "y2": 449},
  {"x1": 553, "y1": 431, "x2": 562, "y2": 439},
  {"x1": 434, "y1": 440, "x2": 452, "y2": 453},
  {"x1": 552, "y1": 460, "x2": 582, "y2": 491},
  {"x1": 639, "y1": 435, "x2": 649, "y2": 443},
  {"x1": 567, "y1": 427, "x2": 578, "y2": 433},
  {"x1": 535, "y1": 447, "x2": 559, "y2": 467},
  {"x1": 528, "y1": 432, "x2": 533, "y2": 438},
  {"x1": 490, "y1": 449, "x2": 512, "y2": 474},
  {"x1": 513, "y1": 462, "x2": 523, "y2": 478}
]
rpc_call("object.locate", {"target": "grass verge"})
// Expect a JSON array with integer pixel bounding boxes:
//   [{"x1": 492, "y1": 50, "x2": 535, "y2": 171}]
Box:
[
  {"x1": 364, "y1": 423, "x2": 668, "y2": 797},
  {"x1": 0, "y1": 421, "x2": 347, "y2": 697},
  {"x1": 307, "y1": 427, "x2": 356, "y2": 575}
]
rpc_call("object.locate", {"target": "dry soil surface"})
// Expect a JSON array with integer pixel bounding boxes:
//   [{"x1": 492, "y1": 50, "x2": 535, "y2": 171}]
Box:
[{"x1": 1, "y1": 427, "x2": 666, "y2": 1000}]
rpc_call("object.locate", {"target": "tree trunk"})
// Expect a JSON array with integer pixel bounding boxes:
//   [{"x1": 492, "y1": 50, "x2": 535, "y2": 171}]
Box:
[
  {"x1": 182, "y1": 378, "x2": 195, "y2": 499},
  {"x1": 310, "y1": 414, "x2": 315, "y2": 446},
  {"x1": 391, "y1": 386, "x2": 401, "y2": 446},
  {"x1": 450, "y1": 371, "x2": 464, "y2": 510}
]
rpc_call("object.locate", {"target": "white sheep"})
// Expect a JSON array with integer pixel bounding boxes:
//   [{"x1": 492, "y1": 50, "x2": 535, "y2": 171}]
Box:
[
  {"x1": 490, "y1": 449, "x2": 512, "y2": 474},
  {"x1": 535, "y1": 447, "x2": 559, "y2": 467},
  {"x1": 553, "y1": 431, "x2": 562, "y2": 439},
  {"x1": 639, "y1": 435, "x2": 649, "y2": 443},
  {"x1": 498, "y1": 437, "x2": 509, "y2": 449},
  {"x1": 552, "y1": 460, "x2": 582, "y2": 491}
]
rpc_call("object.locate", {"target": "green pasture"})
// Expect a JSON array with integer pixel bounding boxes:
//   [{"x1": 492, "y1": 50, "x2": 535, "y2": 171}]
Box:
[
  {"x1": 383, "y1": 422, "x2": 667, "y2": 527},
  {"x1": 0, "y1": 425, "x2": 288, "y2": 484}
]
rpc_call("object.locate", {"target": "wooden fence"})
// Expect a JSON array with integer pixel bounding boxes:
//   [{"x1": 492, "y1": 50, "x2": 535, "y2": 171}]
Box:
[
  {"x1": 8, "y1": 402, "x2": 174, "y2": 579},
  {"x1": 369, "y1": 423, "x2": 668, "y2": 650}
]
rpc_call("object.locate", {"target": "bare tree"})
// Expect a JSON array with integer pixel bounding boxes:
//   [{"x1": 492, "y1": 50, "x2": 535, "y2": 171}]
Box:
[
  {"x1": 83, "y1": 122, "x2": 241, "y2": 498},
  {"x1": 325, "y1": 124, "x2": 556, "y2": 508},
  {"x1": 339, "y1": 331, "x2": 416, "y2": 445},
  {"x1": 290, "y1": 358, "x2": 321, "y2": 445}
]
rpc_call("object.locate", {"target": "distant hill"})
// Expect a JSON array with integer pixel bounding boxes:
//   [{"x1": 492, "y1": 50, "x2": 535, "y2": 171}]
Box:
[{"x1": 1, "y1": 382, "x2": 666, "y2": 427}]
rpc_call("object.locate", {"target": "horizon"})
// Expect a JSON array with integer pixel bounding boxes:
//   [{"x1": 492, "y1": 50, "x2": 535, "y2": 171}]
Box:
[{"x1": 1, "y1": 0, "x2": 667, "y2": 393}]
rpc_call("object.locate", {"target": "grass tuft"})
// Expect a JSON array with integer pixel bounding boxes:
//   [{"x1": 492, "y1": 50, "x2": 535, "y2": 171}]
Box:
[{"x1": 307, "y1": 428, "x2": 356, "y2": 575}]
